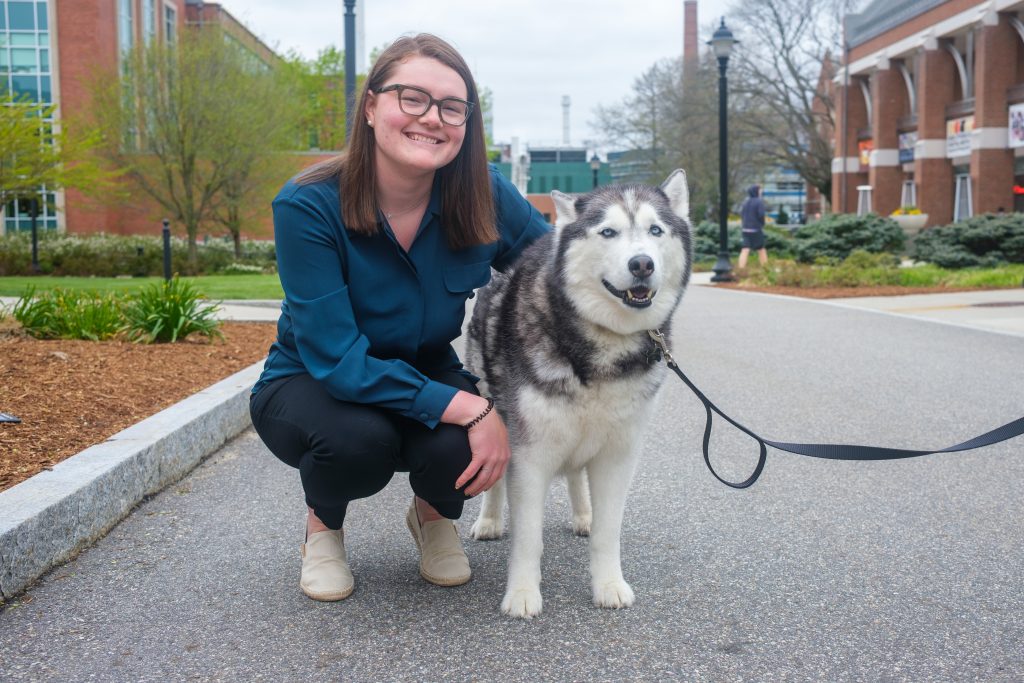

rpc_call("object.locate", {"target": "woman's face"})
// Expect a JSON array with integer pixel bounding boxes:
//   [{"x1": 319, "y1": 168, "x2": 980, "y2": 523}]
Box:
[{"x1": 365, "y1": 56, "x2": 469, "y2": 180}]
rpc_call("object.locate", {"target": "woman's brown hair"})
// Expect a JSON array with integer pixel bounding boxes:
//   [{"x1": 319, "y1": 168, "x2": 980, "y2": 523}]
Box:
[{"x1": 296, "y1": 34, "x2": 497, "y2": 249}]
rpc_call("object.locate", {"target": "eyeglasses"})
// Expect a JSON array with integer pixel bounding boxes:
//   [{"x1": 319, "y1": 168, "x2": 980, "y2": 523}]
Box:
[{"x1": 376, "y1": 84, "x2": 474, "y2": 126}]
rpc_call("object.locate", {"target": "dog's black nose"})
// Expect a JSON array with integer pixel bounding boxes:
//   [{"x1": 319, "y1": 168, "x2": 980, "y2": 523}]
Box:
[{"x1": 629, "y1": 255, "x2": 655, "y2": 279}]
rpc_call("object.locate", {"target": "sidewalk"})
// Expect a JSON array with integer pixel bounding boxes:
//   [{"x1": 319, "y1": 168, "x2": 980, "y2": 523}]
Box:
[
  {"x1": 1, "y1": 282, "x2": 1021, "y2": 598},
  {"x1": 2, "y1": 283, "x2": 1021, "y2": 680}
]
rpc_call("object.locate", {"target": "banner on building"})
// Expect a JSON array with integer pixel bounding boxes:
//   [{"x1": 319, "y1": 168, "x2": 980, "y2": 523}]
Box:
[
  {"x1": 898, "y1": 132, "x2": 917, "y2": 164},
  {"x1": 946, "y1": 116, "x2": 974, "y2": 158},
  {"x1": 1009, "y1": 104, "x2": 1024, "y2": 148},
  {"x1": 858, "y1": 140, "x2": 873, "y2": 170}
]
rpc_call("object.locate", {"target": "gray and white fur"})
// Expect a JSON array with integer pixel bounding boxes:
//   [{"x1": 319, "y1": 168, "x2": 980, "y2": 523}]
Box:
[{"x1": 465, "y1": 170, "x2": 693, "y2": 618}]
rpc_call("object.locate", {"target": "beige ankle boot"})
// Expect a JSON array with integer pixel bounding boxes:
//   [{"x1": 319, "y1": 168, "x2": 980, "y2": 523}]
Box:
[
  {"x1": 300, "y1": 529, "x2": 354, "y2": 601},
  {"x1": 406, "y1": 501, "x2": 471, "y2": 586}
]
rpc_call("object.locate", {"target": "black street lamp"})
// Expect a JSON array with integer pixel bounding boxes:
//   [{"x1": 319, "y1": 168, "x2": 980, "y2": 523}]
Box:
[
  {"x1": 343, "y1": 0, "x2": 357, "y2": 142},
  {"x1": 590, "y1": 154, "x2": 601, "y2": 189},
  {"x1": 708, "y1": 18, "x2": 738, "y2": 283}
]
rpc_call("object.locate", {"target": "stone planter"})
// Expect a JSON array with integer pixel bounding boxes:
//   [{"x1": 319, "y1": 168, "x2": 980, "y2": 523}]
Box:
[{"x1": 892, "y1": 213, "x2": 928, "y2": 239}]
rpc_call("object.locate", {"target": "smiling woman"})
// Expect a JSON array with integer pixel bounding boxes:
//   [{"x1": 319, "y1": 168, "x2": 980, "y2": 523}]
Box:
[{"x1": 247, "y1": 33, "x2": 552, "y2": 603}]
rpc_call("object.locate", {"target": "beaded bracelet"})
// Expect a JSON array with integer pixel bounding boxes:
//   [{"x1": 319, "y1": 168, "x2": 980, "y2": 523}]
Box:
[{"x1": 463, "y1": 398, "x2": 495, "y2": 431}]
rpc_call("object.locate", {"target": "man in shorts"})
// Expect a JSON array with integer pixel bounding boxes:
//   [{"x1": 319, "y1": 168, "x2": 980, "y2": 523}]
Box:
[{"x1": 738, "y1": 184, "x2": 768, "y2": 270}]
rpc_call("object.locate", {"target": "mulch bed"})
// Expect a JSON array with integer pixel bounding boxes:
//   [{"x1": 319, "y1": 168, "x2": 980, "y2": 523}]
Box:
[
  {"x1": 0, "y1": 322, "x2": 277, "y2": 492},
  {"x1": 716, "y1": 283, "x2": 1019, "y2": 299}
]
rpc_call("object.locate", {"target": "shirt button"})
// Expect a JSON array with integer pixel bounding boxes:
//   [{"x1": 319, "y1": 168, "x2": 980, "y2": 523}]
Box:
[{"x1": 420, "y1": 412, "x2": 429, "y2": 421}]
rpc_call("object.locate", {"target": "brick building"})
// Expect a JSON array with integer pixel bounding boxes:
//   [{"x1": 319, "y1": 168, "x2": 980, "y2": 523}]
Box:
[
  {"x1": 833, "y1": 0, "x2": 1024, "y2": 226},
  {"x1": 1, "y1": 0, "x2": 318, "y2": 238}
]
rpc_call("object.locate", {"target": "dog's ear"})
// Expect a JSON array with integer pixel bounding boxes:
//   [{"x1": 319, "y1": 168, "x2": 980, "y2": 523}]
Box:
[
  {"x1": 660, "y1": 169, "x2": 689, "y2": 220},
  {"x1": 551, "y1": 190, "x2": 577, "y2": 228}
]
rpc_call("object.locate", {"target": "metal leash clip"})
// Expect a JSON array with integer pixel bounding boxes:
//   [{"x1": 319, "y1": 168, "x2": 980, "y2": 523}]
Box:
[{"x1": 647, "y1": 329, "x2": 675, "y2": 367}]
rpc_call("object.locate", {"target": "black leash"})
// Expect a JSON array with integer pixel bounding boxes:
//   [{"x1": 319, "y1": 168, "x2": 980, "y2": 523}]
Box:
[{"x1": 647, "y1": 330, "x2": 1024, "y2": 489}]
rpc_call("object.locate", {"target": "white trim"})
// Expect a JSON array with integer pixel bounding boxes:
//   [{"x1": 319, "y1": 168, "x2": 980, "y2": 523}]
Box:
[
  {"x1": 831, "y1": 157, "x2": 861, "y2": 173},
  {"x1": 845, "y1": 0, "x2": 1024, "y2": 76},
  {"x1": 943, "y1": 42, "x2": 970, "y2": 100},
  {"x1": 972, "y1": 126, "x2": 1009, "y2": 149},
  {"x1": 870, "y1": 148, "x2": 901, "y2": 166},
  {"x1": 915, "y1": 139, "x2": 948, "y2": 159}
]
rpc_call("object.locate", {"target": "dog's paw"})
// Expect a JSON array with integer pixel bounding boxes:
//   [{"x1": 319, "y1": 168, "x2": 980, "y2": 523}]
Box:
[
  {"x1": 592, "y1": 579, "x2": 635, "y2": 609},
  {"x1": 470, "y1": 516, "x2": 505, "y2": 540},
  {"x1": 501, "y1": 586, "x2": 543, "y2": 619},
  {"x1": 571, "y1": 513, "x2": 591, "y2": 537}
]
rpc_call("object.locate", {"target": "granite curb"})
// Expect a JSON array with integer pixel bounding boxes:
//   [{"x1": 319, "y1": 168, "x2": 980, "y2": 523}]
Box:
[{"x1": 0, "y1": 360, "x2": 264, "y2": 600}]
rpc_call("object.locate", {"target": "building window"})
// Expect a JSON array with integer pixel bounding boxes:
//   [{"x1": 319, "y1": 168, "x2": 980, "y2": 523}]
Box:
[
  {"x1": 143, "y1": 0, "x2": 156, "y2": 44},
  {"x1": 900, "y1": 179, "x2": 916, "y2": 207},
  {"x1": 953, "y1": 170, "x2": 972, "y2": 222},
  {"x1": 118, "y1": 0, "x2": 133, "y2": 54},
  {"x1": 1, "y1": 0, "x2": 59, "y2": 233},
  {"x1": 164, "y1": 4, "x2": 176, "y2": 43}
]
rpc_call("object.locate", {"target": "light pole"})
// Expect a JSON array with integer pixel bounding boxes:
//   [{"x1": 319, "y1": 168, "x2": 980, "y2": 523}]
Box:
[
  {"x1": 589, "y1": 153, "x2": 601, "y2": 189},
  {"x1": 708, "y1": 18, "x2": 738, "y2": 283},
  {"x1": 343, "y1": 0, "x2": 357, "y2": 142}
]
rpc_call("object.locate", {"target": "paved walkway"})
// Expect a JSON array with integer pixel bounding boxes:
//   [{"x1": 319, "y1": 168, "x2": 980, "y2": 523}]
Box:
[{"x1": 1, "y1": 284, "x2": 1021, "y2": 681}]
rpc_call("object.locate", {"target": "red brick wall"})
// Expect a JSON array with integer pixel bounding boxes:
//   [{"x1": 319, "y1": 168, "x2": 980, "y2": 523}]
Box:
[{"x1": 848, "y1": 0, "x2": 982, "y2": 63}]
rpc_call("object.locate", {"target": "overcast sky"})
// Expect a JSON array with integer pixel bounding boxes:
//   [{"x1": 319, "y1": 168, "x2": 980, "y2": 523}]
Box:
[{"x1": 216, "y1": 0, "x2": 733, "y2": 150}]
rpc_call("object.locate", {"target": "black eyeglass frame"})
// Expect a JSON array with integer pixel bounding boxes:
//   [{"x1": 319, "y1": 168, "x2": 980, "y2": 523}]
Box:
[{"x1": 376, "y1": 84, "x2": 474, "y2": 126}]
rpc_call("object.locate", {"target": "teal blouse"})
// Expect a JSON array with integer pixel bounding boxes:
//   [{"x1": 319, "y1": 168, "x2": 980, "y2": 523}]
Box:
[{"x1": 253, "y1": 167, "x2": 550, "y2": 428}]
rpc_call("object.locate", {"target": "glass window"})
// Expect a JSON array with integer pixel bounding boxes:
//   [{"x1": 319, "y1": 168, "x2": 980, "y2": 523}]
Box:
[
  {"x1": 953, "y1": 173, "x2": 972, "y2": 221},
  {"x1": 164, "y1": 5, "x2": 177, "y2": 44},
  {"x1": 39, "y1": 48, "x2": 47, "y2": 72},
  {"x1": 11, "y1": 33, "x2": 35, "y2": 46},
  {"x1": 37, "y1": 2, "x2": 48, "y2": 31},
  {"x1": 900, "y1": 180, "x2": 916, "y2": 207},
  {"x1": 39, "y1": 75, "x2": 49, "y2": 102},
  {"x1": 12, "y1": 74, "x2": 38, "y2": 99},
  {"x1": 11, "y1": 48, "x2": 36, "y2": 72},
  {"x1": 143, "y1": 0, "x2": 156, "y2": 43},
  {"x1": 0, "y1": 51, "x2": 9, "y2": 72},
  {"x1": 118, "y1": 0, "x2": 133, "y2": 54},
  {"x1": 8, "y1": 2, "x2": 35, "y2": 31},
  {"x1": 37, "y1": 31, "x2": 47, "y2": 47}
]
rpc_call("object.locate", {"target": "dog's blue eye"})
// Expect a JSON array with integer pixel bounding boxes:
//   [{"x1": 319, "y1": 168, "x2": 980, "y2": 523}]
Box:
[
  {"x1": 650, "y1": 225, "x2": 664, "y2": 236},
  {"x1": 598, "y1": 228, "x2": 618, "y2": 238}
]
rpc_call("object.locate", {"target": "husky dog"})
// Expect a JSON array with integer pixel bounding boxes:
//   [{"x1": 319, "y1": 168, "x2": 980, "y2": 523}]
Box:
[{"x1": 465, "y1": 170, "x2": 692, "y2": 618}]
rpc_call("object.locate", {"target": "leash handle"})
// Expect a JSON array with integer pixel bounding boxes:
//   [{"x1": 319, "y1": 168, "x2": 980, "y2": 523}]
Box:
[{"x1": 647, "y1": 330, "x2": 1024, "y2": 489}]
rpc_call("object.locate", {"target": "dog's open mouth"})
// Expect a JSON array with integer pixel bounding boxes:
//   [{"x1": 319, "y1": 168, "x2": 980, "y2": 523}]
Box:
[{"x1": 602, "y1": 280, "x2": 655, "y2": 308}]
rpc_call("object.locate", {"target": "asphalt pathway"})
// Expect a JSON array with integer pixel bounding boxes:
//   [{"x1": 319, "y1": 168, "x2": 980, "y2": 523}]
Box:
[{"x1": 1, "y1": 286, "x2": 1022, "y2": 682}]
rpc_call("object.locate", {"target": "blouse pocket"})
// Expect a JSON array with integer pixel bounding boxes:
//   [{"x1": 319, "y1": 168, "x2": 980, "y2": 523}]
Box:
[{"x1": 443, "y1": 260, "x2": 492, "y2": 294}]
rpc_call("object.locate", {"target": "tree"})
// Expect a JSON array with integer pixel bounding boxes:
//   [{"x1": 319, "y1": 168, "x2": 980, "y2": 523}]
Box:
[
  {"x1": 592, "y1": 54, "x2": 762, "y2": 223},
  {"x1": 1, "y1": 94, "x2": 113, "y2": 217},
  {"x1": 1, "y1": 93, "x2": 116, "y2": 269},
  {"x1": 729, "y1": 0, "x2": 860, "y2": 202},
  {"x1": 280, "y1": 46, "x2": 355, "y2": 152},
  {"x1": 91, "y1": 30, "x2": 301, "y2": 267}
]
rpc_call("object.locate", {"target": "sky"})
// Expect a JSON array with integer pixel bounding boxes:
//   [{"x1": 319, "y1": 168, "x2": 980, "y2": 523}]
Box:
[{"x1": 216, "y1": 0, "x2": 733, "y2": 150}]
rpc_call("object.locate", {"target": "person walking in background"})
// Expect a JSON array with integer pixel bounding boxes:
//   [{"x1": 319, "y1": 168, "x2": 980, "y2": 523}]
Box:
[{"x1": 738, "y1": 184, "x2": 768, "y2": 271}]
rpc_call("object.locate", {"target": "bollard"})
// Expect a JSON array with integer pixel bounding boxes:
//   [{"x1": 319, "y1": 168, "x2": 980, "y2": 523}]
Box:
[{"x1": 162, "y1": 218, "x2": 172, "y2": 282}]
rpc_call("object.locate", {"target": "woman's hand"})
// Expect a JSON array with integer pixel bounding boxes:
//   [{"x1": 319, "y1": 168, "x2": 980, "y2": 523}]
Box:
[
  {"x1": 443, "y1": 391, "x2": 510, "y2": 496},
  {"x1": 456, "y1": 409, "x2": 510, "y2": 496}
]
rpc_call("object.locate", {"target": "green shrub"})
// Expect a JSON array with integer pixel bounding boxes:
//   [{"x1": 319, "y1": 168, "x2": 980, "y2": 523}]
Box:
[
  {"x1": 0, "y1": 232, "x2": 276, "y2": 277},
  {"x1": 912, "y1": 213, "x2": 1024, "y2": 268},
  {"x1": 692, "y1": 221, "x2": 793, "y2": 261},
  {"x1": 791, "y1": 213, "x2": 905, "y2": 263},
  {"x1": 122, "y1": 276, "x2": 222, "y2": 343},
  {"x1": 13, "y1": 287, "x2": 126, "y2": 341}
]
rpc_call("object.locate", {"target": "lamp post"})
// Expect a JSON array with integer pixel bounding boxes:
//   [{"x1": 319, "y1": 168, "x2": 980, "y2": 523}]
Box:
[
  {"x1": 590, "y1": 154, "x2": 601, "y2": 189},
  {"x1": 343, "y1": 0, "x2": 357, "y2": 142},
  {"x1": 708, "y1": 18, "x2": 738, "y2": 283}
]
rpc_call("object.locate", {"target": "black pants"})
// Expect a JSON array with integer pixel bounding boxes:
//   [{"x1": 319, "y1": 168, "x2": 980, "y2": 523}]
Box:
[{"x1": 249, "y1": 370, "x2": 476, "y2": 530}]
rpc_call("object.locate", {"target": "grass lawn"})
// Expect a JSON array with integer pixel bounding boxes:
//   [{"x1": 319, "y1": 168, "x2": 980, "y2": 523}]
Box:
[{"x1": 0, "y1": 274, "x2": 284, "y2": 300}]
